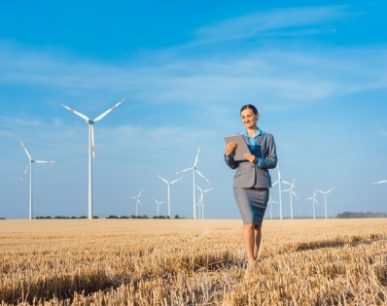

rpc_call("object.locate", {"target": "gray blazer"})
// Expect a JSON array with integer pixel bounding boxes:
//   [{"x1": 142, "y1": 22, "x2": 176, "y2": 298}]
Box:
[{"x1": 224, "y1": 131, "x2": 277, "y2": 188}]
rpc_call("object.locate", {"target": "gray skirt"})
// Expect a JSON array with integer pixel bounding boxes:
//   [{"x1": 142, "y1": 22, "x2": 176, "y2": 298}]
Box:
[{"x1": 233, "y1": 187, "x2": 269, "y2": 225}]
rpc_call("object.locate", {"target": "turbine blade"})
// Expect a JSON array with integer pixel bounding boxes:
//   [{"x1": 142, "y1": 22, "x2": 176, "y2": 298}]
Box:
[
  {"x1": 176, "y1": 167, "x2": 193, "y2": 175},
  {"x1": 20, "y1": 141, "x2": 32, "y2": 160},
  {"x1": 272, "y1": 180, "x2": 279, "y2": 186},
  {"x1": 60, "y1": 104, "x2": 90, "y2": 122},
  {"x1": 204, "y1": 187, "x2": 214, "y2": 193},
  {"x1": 138, "y1": 190, "x2": 143, "y2": 197},
  {"x1": 373, "y1": 180, "x2": 387, "y2": 184},
  {"x1": 20, "y1": 164, "x2": 30, "y2": 182},
  {"x1": 196, "y1": 169, "x2": 209, "y2": 183},
  {"x1": 138, "y1": 199, "x2": 142, "y2": 206},
  {"x1": 157, "y1": 175, "x2": 169, "y2": 184},
  {"x1": 327, "y1": 187, "x2": 335, "y2": 193},
  {"x1": 193, "y1": 147, "x2": 201, "y2": 167},
  {"x1": 35, "y1": 160, "x2": 56, "y2": 164},
  {"x1": 93, "y1": 99, "x2": 125, "y2": 122},
  {"x1": 196, "y1": 185, "x2": 203, "y2": 192},
  {"x1": 171, "y1": 177, "x2": 182, "y2": 185},
  {"x1": 282, "y1": 180, "x2": 291, "y2": 186}
]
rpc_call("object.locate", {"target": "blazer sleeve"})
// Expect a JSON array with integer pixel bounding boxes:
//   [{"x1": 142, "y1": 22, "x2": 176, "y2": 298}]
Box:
[
  {"x1": 257, "y1": 134, "x2": 277, "y2": 169},
  {"x1": 224, "y1": 154, "x2": 239, "y2": 169}
]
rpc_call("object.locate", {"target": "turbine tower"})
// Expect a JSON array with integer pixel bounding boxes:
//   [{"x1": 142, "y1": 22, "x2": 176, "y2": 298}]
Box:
[
  {"x1": 306, "y1": 190, "x2": 319, "y2": 220},
  {"x1": 19, "y1": 141, "x2": 55, "y2": 220},
  {"x1": 130, "y1": 190, "x2": 142, "y2": 217},
  {"x1": 157, "y1": 176, "x2": 182, "y2": 218},
  {"x1": 196, "y1": 186, "x2": 214, "y2": 219},
  {"x1": 61, "y1": 99, "x2": 124, "y2": 219},
  {"x1": 153, "y1": 198, "x2": 166, "y2": 217},
  {"x1": 268, "y1": 195, "x2": 277, "y2": 220},
  {"x1": 282, "y1": 179, "x2": 298, "y2": 220},
  {"x1": 272, "y1": 167, "x2": 284, "y2": 220},
  {"x1": 316, "y1": 187, "x2": 334, "y2": 219},
  {"x1": 176, "y1": 147, "x2": 209, "y2": 220}
]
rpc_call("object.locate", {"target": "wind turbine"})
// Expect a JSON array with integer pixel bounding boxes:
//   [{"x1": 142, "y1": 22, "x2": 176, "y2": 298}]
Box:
[
  {"x1": 373, "y1": 180, "x2": 387, "y2": 184},
  {"x1": 19, "y1": 141, "x2": 55, "y2": 220},
  {"x1": 316, "y1": 187, "x2": 334, "y2": 219},
  {"x1": 268, "y1": 195, "x2": 277, "y2": 220},
  {"x1": 306, "y1": 190, "x2": 319, "y2": 220},
  {"x1": 153, "y1": 198, "x2": 166, "y2": 217},
  {"x1": 157, "y1": 176, "x2": 182, "y2": 218},
  {"x1": 130, "y1": 190, "x2": 142, "y2": 217},
  {"x1": 176, "y1": 147, "x2": 209, "y2": 220},
  {"x1": 196, "y1": 186, "x2": 214, "y2": 219},
  {"x1": 282, "y1": 179, "x2": 298, "y2": 220},
  {"x1": 61, "y1": 99, "x2": 124, "y2": 219},
  {"x1": 272, "y1": 167, "x2": 284, "y2": 220}
]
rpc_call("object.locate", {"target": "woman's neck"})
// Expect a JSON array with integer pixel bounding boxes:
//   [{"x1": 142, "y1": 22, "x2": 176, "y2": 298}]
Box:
[{"x1": 246, "y1": 126, "x2": 258, "y2": 137}]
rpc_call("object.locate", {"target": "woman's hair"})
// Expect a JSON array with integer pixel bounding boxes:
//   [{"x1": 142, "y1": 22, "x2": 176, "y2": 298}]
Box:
[{"x1": 240, "y1": 104, "x2": 258, "y2": 115}]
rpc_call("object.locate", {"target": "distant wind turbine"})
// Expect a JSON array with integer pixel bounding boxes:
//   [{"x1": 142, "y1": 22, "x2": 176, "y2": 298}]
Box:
[
  {"x1": 130, "y1": 190, "x2": 142, "y2": 217},
  {"x1": 306, "y1": 190, "x2": 319, "y2": 220},
  {"x1": 272, "y1": 167, "x2": 284, "y2": 220},
  {"x1": 196, "y1": 186, "x2": 214, "y2": 220},
  {"x1": 61, "y1": 99, "x2": 124, "y2": 219},
  {"x1": 268, "y1": 195, "x2": 277, "y2": 220},
  {"x1": 316, "y1": 187, "x2": 334, "y2": 219},
  {"x1": 282, "y1": 179, "x2": 298, "y2": 220},
  {"x1": 176, "y1": 147, "x2": 209, "y2": 220},
  {"x1": 19, "y1": 141, "x2": 55, "y2": 220},
  {"x1": 157, "y1": 176, "x2": 182, "y2": 218},
  {"x1": 153, "y1": 198, "x2": 166, "y2": 217}
]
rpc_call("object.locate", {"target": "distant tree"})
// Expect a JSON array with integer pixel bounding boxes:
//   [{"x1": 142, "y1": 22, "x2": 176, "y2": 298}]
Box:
[
  {"x1": 337, "y1": 211, "x2": 387, "y2": 218},
  {"x1": 107, "y1": 215, "x2": 119, "y2": 219},
  {"x1": 0, "y1": 217, "x2": 6, "y2": 220},
  {"x1": 79, "y1": 216, "x2": 87, "y2": 219},
  {"x1": 120, "y1": 215, "x2": 129, "y2": 219}
]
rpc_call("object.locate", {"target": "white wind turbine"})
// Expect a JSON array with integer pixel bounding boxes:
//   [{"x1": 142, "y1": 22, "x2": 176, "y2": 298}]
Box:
[
  {"x1": 316, "y1": 187, "x2": 334, "y2": 219},
  {"x1": 272, "y1": 167, "x2": 284, "y2": 220},
  {"x1": 130, "y1": 190, "x2": 142, "y2": 217},
  {"x1": 196, "y1": 186, "x2": 214, "y2": 220},
  {"x1": 268, "y1": 195, "x2": 277, "y2": 220},
  {"x1": 176, "y1": 147, "x2": 209, "y2": 220},
  {"x1": 282, "y1": 179, "x2": 298, "y2": 220},
  {"x1": 306, "y1": 190, "x2": 319, "y2": 220},
  {"x1": 61, "y1": 99, "x2": 124, "y2": 219},
  {"x1": 153, "y1": 198, "x2": 166, "y2": 217},
  {"x1": 19, "y1": 141, "x2": 55, "y2": 220},
  {"x1": 157, "y1": 176, "x2": 182, "y2": 218}
]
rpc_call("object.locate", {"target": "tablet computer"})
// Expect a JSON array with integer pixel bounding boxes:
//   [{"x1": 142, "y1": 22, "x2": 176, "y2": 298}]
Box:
[{"x1": 224, "y1": 134, "x2": 250, "y2": 161}]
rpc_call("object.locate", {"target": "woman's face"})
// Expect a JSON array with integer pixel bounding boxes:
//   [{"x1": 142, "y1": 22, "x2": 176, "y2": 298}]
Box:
[{"x1": 240, "y1": 108, "x2": 258, "y2": 129}]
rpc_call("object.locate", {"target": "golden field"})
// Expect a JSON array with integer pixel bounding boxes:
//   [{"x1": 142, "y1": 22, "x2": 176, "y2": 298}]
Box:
[{"x1": 0, "y1": 218, "x2": 386, "y2": 305}]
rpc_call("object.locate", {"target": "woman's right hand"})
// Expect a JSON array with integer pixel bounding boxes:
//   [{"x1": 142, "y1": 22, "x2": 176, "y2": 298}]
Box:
[{"x1": 225, "y1": 142, "x2": 237, "y2": 156}]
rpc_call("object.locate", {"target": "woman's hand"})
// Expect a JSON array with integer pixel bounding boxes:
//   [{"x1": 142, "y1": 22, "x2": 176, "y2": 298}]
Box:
[
  {"x1": 225, "y1": 142, "x2": 237, "y2": 156},
  {"x1": 244, "y1": 153, "x2": 257, "y2": 164}
]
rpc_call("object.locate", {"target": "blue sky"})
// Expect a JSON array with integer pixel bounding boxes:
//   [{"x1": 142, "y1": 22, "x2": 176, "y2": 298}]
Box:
[{"x1": 1, "y1": 1, "x2": 386, "y2": 219}]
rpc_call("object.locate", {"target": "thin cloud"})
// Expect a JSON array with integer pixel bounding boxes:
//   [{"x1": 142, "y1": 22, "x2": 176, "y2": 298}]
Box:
[{"x1": 192, "y1": 6, "x2": 348, "y2": 45}]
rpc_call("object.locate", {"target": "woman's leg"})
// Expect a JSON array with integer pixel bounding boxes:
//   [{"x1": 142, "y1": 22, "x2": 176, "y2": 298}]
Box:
[
  {"x1": 253, "y1": 224, "x2": 262, "y2": 260},
  {"x1": 243, "y1": 223, "x2": 255, "y2": 264}
]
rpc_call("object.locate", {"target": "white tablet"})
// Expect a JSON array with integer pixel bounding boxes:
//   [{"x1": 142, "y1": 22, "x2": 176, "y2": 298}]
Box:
[{"x1": 224, "y1": 134, "x2": 250, "y2": 161}]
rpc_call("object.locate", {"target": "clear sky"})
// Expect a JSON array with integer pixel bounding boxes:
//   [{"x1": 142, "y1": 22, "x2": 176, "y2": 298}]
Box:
[{"x1": 1, "y1": 0, "x2": 386, "y2": 219}]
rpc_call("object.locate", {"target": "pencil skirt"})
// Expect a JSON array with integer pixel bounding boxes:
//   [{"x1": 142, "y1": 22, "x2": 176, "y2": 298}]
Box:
[{"x1": 233, "y1": 187, "x2": 269, "y2": 225}]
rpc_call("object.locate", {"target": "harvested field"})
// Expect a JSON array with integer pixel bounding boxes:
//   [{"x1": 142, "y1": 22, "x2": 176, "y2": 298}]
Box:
[{"x1": 0, "y1": 219, "x2": 386, "y2": 305}]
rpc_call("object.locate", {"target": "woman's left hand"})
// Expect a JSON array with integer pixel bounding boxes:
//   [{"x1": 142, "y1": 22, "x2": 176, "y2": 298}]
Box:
[{"x1": 244, "y1": 153, "x2": 257, "y2": 164}]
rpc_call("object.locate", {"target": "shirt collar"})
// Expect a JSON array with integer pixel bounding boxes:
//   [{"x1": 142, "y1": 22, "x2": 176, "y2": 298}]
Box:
[{"x1": 242, "y1": 128, "x2": 263, "y2": 138}]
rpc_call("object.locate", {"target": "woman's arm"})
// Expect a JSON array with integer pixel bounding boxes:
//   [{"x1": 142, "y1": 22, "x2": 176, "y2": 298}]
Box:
[
  {"x1": 256, "y1": 134, "x2": 277, "y2": 169},
  {"x1": 224, "y1": 142, "x2": 239, "y2": 169}
]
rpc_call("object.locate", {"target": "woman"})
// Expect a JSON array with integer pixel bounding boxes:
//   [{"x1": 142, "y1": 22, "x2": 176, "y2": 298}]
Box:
[{"x1": 224, "y1": 104, "x2": 277, "y2": 266}]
